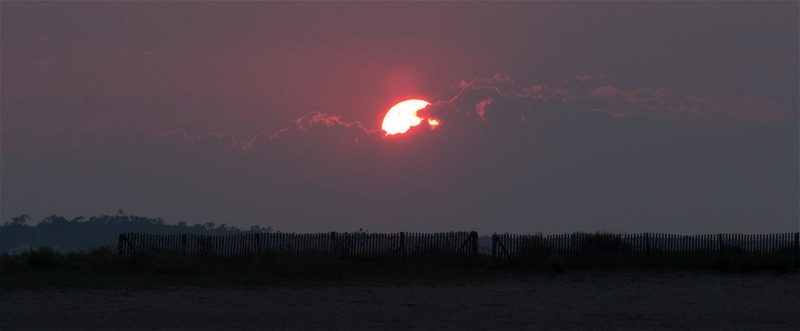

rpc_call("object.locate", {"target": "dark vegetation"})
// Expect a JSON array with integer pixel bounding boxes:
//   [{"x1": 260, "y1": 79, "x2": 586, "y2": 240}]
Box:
[
  {"x1": 1, "y1": 246, "x2": 497, "y2": 290},
  {"x1": 3, "y1": 241, "x2": 797, "y2": 291},
  {"x1": 497, "y1": 232, "x2": 798, "y2": 271}
]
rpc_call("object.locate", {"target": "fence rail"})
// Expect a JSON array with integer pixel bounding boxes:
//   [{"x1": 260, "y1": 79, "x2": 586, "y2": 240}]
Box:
[
  {"x1": 118, "y1": 231, "x2": 479, "y2": 259},
  {"x1": 491, "y1": 232, "x2": 800, "y2": 269},
  {"x1": 118, "y1": 231, "x2": 800, "y2": 269}
]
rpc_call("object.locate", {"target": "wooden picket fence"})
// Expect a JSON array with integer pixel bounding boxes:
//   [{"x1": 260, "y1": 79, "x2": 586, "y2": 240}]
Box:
[
  {"x1": 117, "y1": 231, "x2": 479, "y2": 259},
  {"x1": 491, "y1": 232, "x2": 800, "y2": 269},
  {"x1": 118, "y1": 231, "x2": 800, "y2": 269}
]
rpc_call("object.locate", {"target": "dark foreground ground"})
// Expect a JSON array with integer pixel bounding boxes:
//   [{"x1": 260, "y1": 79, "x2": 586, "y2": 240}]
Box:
[{"x1": 2, "y1": 271, "x2": 798, "y2": 330}]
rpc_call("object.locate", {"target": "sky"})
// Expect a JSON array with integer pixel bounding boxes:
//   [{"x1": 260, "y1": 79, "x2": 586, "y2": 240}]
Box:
[{"x1": 1, "y1": 2, "x2": 798, "y2": 234}]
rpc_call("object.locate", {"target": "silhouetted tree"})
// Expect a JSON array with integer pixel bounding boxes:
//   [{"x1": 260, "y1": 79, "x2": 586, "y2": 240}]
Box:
[{"x1": 10, "y1": 214, "x2": 30, "y2": 225}]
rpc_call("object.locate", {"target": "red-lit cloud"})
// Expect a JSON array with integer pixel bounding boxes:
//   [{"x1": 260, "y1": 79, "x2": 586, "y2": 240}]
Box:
[
  {"x1": 475, "y1": 98, "x2": 492, "y2": 121},
  {"x1": 136, "y1": 111, "x2": 379, "y2": 151},
  {"x1": 4, "y1": 73, "x2": 785, "y2": 155}
]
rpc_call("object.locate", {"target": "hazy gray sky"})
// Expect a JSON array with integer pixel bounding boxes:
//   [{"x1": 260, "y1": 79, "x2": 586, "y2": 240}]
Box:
[{"x1": 2, "y1": 2, "x2": 797, "y2": 234}]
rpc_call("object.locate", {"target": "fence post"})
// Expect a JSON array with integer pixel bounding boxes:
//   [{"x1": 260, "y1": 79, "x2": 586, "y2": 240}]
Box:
[
  {"x1": 117, "y1": 234, "x2": 124, "y2": 257},
  {"x1": 718, "y1": 233, "x2": 724, "y2": 270},
  {"x1": 491, "y1": 234, "x2": 497, "y2": 265},
  {"x1": 794, "y1": 232, "x2": 799, "y2": 268},
  {"x1": 181, "y1": 234, "x2": 187, "y2": 257},
  {"x1": 258, "y1": 233, "x2": 264, "y2": 257},
  {"x1": 470, "y1": 231, "x2": 478, "y2": 256},
  {"x1": 644, "y1": 233, "x2": 650, "y2": 267},
  {"x1": 330, "y1": 231, "x2": 337, "y2": 257},
  {"x1": 399, "y1": 232, "x2": 406, "y2": 258}
]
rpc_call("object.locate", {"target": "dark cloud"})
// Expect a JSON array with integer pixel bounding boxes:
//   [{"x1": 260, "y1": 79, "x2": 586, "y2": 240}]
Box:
[{"x1": 585, "y1": 85, "x2": 778, "y2": 123}]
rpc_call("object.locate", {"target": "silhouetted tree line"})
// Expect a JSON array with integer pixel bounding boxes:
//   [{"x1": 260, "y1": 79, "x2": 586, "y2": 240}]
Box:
[{"x1": 0, "y1": 214, "x2": 272, "y2": 254}]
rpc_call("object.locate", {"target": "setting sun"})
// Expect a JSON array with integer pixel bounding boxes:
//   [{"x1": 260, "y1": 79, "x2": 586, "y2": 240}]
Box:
[{"x1": 381, "y1": 99, "x2": 438, "y2": 135}]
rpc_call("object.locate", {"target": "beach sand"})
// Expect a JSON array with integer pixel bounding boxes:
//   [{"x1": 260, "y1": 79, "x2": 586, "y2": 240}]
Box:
[{"x1": 2, "y1": 271, "x2": 798, "y2": 330}]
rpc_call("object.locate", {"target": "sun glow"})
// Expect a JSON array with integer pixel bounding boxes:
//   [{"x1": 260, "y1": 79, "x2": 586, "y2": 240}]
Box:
[{"x1": 381, "y1": 99, "x2": 439, "y2": 135}]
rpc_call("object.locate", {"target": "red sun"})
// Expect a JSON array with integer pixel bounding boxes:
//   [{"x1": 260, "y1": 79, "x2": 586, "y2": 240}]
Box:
[{"x1": 381, "y1": 99, "x2": 440, "y2": 136}]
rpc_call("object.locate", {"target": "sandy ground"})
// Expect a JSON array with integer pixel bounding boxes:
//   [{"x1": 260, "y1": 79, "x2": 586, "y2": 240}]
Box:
[{"x1": 2, "y1": 271, "x2": 798, "y2": 330}]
